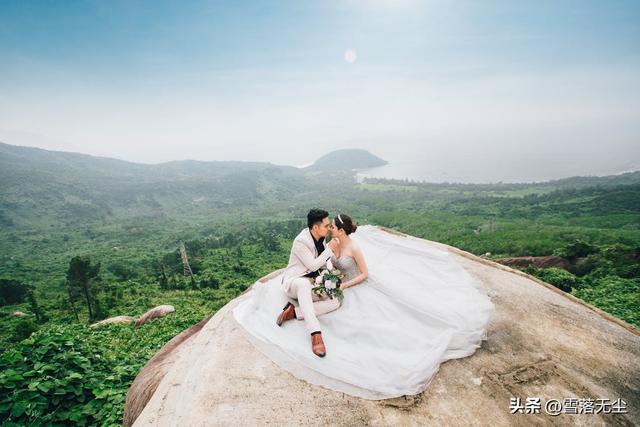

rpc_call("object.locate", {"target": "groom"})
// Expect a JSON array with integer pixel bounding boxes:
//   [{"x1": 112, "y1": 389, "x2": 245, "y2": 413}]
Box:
[{"x1": 277, "y1": 208, "x2": 341, "y2": 357}]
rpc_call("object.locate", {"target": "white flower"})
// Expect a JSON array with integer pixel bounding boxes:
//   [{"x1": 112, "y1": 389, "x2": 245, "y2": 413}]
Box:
[
  {"x1": 325, "y1": 280, "x2": 335, "y2": 290},
  {"x1": 315, "y1": 276, "x2": 323, "y2": 284},
  {"x1": 326, "y1": 259, "x2": 334, "y2": 270},
  {"x1": 320, "y1": 269, "x2": 327, "y2": 277}
]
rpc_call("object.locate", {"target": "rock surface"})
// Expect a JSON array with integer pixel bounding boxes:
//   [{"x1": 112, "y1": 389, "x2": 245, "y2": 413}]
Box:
[
  {"x1": 124, "y1": 227, "x2": 640, "y2": 426},
  {"x1": 135, "y1": 305, "x2": 176, "y2": 328},
  {"x1": 90, "y1": 315, "x2": 137, "y2": 328}
]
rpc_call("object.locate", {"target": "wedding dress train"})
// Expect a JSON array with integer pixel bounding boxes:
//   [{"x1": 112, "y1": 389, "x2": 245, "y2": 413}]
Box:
[{"x1": 232, "y1": 224, "x2": 495, "y2": 399}]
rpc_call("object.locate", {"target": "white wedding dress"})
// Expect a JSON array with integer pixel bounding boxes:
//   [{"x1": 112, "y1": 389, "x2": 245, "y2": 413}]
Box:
[{"x1": 232, "y1": 224, "x2": 495, "y2": 399}]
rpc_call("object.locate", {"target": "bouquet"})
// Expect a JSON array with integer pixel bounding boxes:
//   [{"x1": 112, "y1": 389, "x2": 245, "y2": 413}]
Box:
[{"x1": 312, "y1": 259, "x2": 345, "y2": 303}]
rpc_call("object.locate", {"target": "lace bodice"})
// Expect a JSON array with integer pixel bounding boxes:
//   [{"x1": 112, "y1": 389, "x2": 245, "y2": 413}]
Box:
[{"x1": 331, "y1": 254, "x2": 361, "y2": 282}]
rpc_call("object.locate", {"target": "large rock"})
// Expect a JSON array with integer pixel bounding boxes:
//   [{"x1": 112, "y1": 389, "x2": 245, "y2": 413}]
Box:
[
  {"x1": 124, "y1": 227, "x2": 640, "y2": 426},
  {"x1": 90, "y1": 315, "x2": 136, "y2": 328},
  {"x1": 135, "y1": 305, "x2": 175, "y2": 328},
  {"x1": 124, "y1": 313, "x2": 213, "y2": 427}
]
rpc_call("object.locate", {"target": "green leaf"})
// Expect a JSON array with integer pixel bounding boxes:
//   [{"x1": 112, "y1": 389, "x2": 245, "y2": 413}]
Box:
[
  {"x1": 11, "y1": 401, "x2": 27, "y2": 417},
  {"x1": 93, "y1": 388, "x2": 109, "y2": 399},
  {"x1": 3, "y1": 370, "x2": 23, "y2": 382},
  {"x1": 36, "y1": 382, "x2": 51, "y2": 393}
]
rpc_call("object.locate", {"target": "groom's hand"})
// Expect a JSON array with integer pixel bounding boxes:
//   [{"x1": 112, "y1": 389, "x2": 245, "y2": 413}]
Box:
[{"x1": 328, "y1": 237, "x2": 340, "y2": 252}]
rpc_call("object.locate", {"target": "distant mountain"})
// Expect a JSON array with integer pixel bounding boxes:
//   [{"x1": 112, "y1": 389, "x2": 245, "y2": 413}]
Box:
[
  {"x1": 1, "y1": 142, "x2": 637, "y2": 231},
  {"x1": 305, "y1": 149, "x2": 387, "y2": 171},
  {"x1": 0, "y1": 142, "x2": 308, "y2": 229},
  {"x1": 542, "y1": 170, "x2": 640, "y2": 189}
]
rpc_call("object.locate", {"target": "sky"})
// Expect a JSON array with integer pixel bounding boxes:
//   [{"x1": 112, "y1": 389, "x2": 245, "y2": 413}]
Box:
[{"x1": 1, "y1": 0, "x2": 639, "y2": 182}]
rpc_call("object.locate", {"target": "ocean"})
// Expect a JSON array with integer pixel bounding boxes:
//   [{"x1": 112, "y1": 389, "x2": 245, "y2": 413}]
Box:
[{"x1": 352, "y1": 154, "x2": 639, "y2": 185}]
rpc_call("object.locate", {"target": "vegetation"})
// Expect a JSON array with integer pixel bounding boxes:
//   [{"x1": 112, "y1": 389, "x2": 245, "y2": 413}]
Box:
[{"x1": 0, "y1": 142, "x2": 638, "y2": 424}]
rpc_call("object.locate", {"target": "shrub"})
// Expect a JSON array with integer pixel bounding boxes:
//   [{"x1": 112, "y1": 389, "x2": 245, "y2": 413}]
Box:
[{"x1": 524, "y1": 267, "x2": 581, "y2": 292}]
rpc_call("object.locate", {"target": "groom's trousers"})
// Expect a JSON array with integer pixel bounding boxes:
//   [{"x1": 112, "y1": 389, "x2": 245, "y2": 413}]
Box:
[{"x1": 283, "y1": 277, "x2": 341, "y2": 334}]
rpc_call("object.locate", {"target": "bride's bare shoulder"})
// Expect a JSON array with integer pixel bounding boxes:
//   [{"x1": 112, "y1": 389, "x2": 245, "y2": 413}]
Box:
[
  {"x1": 344, "y1": 241, "x2": 363, "y2": 258},
  {"x1": 351, "y1": 241, "x2": 363, "y2": 253}
]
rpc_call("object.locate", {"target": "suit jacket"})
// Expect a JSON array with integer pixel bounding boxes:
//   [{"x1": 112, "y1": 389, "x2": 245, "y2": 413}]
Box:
[{"x1": 281, "y1": 227, "x2": 335, "y2": 291}]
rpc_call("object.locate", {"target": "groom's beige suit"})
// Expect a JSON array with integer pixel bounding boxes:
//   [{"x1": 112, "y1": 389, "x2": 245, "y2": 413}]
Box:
[{"x1": 281, "y1": 227, "x2": 341, "y2": 334}]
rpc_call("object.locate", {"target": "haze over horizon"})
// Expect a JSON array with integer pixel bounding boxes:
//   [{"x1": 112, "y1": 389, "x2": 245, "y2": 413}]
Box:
[{"x1": 1, "y1": 1, "x2": 639, "y2": 183}]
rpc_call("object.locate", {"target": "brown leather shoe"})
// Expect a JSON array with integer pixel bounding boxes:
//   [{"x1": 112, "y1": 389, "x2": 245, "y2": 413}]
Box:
[
  {"x1": 276, "y1": 302, "x2": 296, "y2": 326},
  {"x1": 311, "y1": 331, "x2": 326, "y2": 357}
]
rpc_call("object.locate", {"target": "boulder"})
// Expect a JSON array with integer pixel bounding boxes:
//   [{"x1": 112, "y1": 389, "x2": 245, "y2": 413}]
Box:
[
  {"x1": 90, "y1": 315, "x2": 137, "y2": 328},
  {"x1": 124, "y1": 313, "x2": 213, "y2": 426},
  {"x1": 135, "y1": 305, "x2": 175, "y2": 328},
  {"x1": 125, "y1": 227, "x2": 640, "y2": 426}
]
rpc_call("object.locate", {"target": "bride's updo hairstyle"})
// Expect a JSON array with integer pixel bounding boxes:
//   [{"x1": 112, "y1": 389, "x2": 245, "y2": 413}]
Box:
[{"x1": 335, "y1": 214, "x2": 358, "y2": 235}]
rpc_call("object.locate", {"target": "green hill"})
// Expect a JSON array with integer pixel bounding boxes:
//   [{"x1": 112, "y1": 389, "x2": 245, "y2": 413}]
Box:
[{"x1": 0, "y1": 142, "x2": 308, "y2": 229}]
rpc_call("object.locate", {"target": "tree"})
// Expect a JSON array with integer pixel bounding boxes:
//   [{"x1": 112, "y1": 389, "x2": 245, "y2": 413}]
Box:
[
  {"x1": 67, "y1": 284, "x2": 81, "y2": 321},
  {"x1": 554, "y1": 239, "x2": 599, "y2": 261},
  {"x1": 170, "y1": 272, "x2": 178, "y2": 289},
  {"x1": 66, "y1": 255, "x2": 101, "y2": 322},
  {"x1": 11, "y1": 318, "x2": 38, "y2": 342},
  {"x1": 159, "y1": 263, "x2": 169, "y2": 290},
  {"x1": 259, "y1": 229, "x2": 281, "y2": 252},
  {"x1": 199, "y1": 273, "x2": 220, "y2": 289},
  {"x1": 107, "y1": 262, "x2": 136, "y2": 281},
  {"x1": 0, "y1": 278, "x2": 30, "y2": 306},
  {"x1": 26, "y1": 287, "x2": 48, "y2": 323}
]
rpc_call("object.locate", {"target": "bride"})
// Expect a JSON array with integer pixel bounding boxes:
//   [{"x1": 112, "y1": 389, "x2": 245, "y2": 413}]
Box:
[{"x1": 232, "y1": 211, "x2": 495, "y2": 400}]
